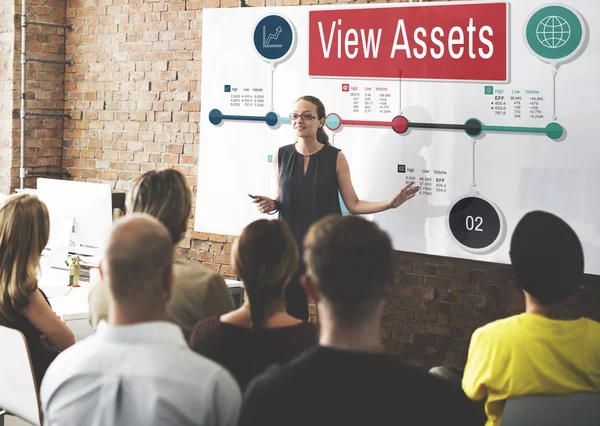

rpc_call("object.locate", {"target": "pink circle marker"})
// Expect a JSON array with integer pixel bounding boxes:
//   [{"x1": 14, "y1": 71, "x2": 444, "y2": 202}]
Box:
[{"x1": 391, "y1": 115, "x2": 409, "y2": 134}]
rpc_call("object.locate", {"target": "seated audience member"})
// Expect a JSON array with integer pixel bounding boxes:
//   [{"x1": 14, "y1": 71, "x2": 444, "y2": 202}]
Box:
[
  {"x1": 41, "y1": 215, "x2": 241, "y2": 426},
  {"x1": 239, "y1": 215, "x2": 479, "y2": 426},
  {"x1": 189, "y1": 219, "x2": 317, "y2": 390},
  {"x1": 0, "y1": 194, "x2": 74, "y2": 387},
  {"x1": 89, "y1": 168, "x2": 234, "y2": 339},
  {"x1": 462, "y1": 210, "x2": 600, "y2": 426}
]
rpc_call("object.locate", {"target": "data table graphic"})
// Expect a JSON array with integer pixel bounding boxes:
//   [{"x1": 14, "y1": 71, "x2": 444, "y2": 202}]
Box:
[{"x1": 198, "y1": 1, "x2": 600, "y2": 274}]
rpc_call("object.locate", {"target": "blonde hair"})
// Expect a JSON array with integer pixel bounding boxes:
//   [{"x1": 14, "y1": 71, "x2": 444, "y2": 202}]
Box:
[
  {"x1": 233, "y1": 220, "x2": 299, "y2": 329},
  {"x1": 0, "y1": 194, "x2": 50, "y2": 323}
]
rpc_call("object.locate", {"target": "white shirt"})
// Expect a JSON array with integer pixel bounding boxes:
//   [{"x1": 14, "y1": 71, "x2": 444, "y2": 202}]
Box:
[{"x1": 40, "y1": 321, "x2": 241, "y2": 426}]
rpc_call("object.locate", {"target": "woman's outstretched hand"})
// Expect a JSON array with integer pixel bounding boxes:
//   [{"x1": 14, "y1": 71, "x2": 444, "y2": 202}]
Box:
[
  {"x1": 389, "y1": 182, "x2": 419, "y2": 209},
  {"x1": 252, "y1": 195, "x2": 277, "y2": 214}
]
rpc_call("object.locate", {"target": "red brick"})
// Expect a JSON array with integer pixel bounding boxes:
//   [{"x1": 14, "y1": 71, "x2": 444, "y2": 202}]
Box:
[
  {"x1": 436, "y1": 265, "x2": 461, "y2": 279},
  {"x1": 507, "y1": 292, "x2": 525, "y2": 311},
  {"x1": 219, "y1": 265, "x2": 236, "y2": 278},
  {"x1": 209, "y1": 243, "x2": 224, "y2": 253},
  {"x1": 413, "y1": 263, "x2": 436, "y2": 275},
  {"x1": 402, "y1": 298, "x2": 425, "y2": 311},
  {"x1": 414, "y1": 312, "x2": 438, "y2": 324},
  {"x1": 392, "y1": 331, "x2": 412, "y2": 343},
  {"x1": 214, "y1": 254, "x2": 230, "y2": 264},
  {"x1": 485, "y1": 270, "x2": 514, "y2": 284},
  {"x1": 381, "y1": 318, "x2": 401, "y2": 329},
  {"x1": 479, "y1": 308, "x2": 505, "y2": 324},
  {"x1": 450, "y1": 280, "x2": 477, "y2": 294},
  {"x1": 435, "y1": 290, "x2": 457, "y2": 303},
  {"x1": 471, "y1": 270, "x2": 485, "y2": 283},
  {"x1": 383, "y1": 340, "x2": 399, "y2": 353},
  {"x1": 402, "y1": 321, "x2": 426, "y2": 334},
  {"x1": 478, "y1": 284, "x2": 503, "y2": 298},
  {"x1": 438, "y1": 314, "x2": 450, "y2": 326},
  {"x1": 426, "y1": 301, "x2": 451, "y2": 315},
  {"x1": 425, "y1": 276, "x2": 449, "y2": 290},
  {"x1": 196, "y1": 252, "x2": 214, "y2": 262},
  {"x1": 395, "y1": 261, "x2": 413, "y2": 273},
  {"x1": 401, "y1": 273, "x2": 424, "y2": 287},
  {"x1": 456, "y1": 294, "x2": 487, "y2": 307},
  {"x1": 393, "y1": 286, "x2": 412, "y2": 298},
  {"x1": 426, "y1": 325, "x2": 450, "y2": 337},
  {"x1": 401, "y1": 252, "x2": 427, "y2": 263},
  {"x1": 451, "y1": 305, "x2": 478, "y2": 319},
  {"x1": 412, "y1": 287, "x2": 434, "y2": 300},
  {"x1": 391, "y1": 309, "x2": 414, "y2": 320},
  {"x1": 401, "y1": 343, "x2": 426, "y2": 355},
  {"x1": 459, "y1": 319, "x2": 481, "y2": 328},
  {"x1": 412, "y1": 334, "x2": 437, "y2": 345}
]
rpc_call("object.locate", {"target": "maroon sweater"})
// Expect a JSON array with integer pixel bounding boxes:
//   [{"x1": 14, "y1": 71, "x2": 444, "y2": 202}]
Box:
[{"x1": 189, "y1": 316, "x2": 317, "y2": 390}]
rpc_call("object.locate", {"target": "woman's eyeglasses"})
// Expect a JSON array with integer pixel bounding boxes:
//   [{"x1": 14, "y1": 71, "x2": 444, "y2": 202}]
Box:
[{"x1": 289, "y1": 113, "x2": 317, "y2": 121}]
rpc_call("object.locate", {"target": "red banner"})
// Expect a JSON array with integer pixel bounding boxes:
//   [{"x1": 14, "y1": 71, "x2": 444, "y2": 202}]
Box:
[{"x1": 309, "y1": 2, "x2": 508, "y2": 81}]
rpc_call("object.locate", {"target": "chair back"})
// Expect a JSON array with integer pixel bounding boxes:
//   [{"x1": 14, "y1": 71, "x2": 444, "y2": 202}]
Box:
[
  {"x1": 0, "y1": 325, "x2": 42, "y2": 426},
  {"x1": 500, "y1": 393, "x2": 600, "y2": 426}
]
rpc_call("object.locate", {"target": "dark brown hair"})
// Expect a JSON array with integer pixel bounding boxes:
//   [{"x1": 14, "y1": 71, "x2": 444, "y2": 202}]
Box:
[
  {"x1": 296, "y1": 95, "x2": 330, "y2": 146},
  {"x1": 127, "y1": 169, "x2": 192, "y2": 244},
  {"x1": 303, "y1": 215, "x2": 393, "y2": 326},
  {"x1": 233, "y1": 220, "x2": 299, "y2": 330}
]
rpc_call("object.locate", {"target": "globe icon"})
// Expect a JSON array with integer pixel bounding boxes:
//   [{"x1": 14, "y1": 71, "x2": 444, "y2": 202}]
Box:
[{"x1": 536, "y1": 15, "x2": 571, "y2": 48}]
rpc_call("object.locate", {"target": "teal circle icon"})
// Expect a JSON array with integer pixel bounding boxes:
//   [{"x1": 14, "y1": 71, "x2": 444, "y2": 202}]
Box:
[{"x1": 525, "y1": 5, "x2": 586, "y2": 67}]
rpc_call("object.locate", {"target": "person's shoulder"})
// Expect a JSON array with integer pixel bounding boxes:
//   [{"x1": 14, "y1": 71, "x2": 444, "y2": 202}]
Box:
[
  {"x1": 473, "y1": 313, "x2": 523, "y2": 340},
  {"x1": 248, "y1": 345, "x2": 319, "y2": 391},
  {"x1": 189, "y1": 316, "x2": 223, "y2": 346},
  {"x1": 277, "y1": 143, "x2": 296, "y2": 158},
  {"x1": 174, "y1": 256, "x2": 225, "y2": 286},
  {"x1": 180, "y1": 346, "x2": 237, "y2": 382},
  {"x1": 582, "y1": 318, "x2": 600, "y2": 342},
  {"x1": 325, "y1": 144, "x2": 341, "y2": 153},
  {"x1": 583, "y1": 317, "x2": 600, "y2": 330},
  {"x1": 288, "y1": 321, "x2": 319, "y2": 346},
  {"x1": 41, "y1": 335, "x2": 100, "y2": 394}
]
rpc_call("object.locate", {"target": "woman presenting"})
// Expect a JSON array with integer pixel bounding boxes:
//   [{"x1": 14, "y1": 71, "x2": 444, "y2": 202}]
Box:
[{"x1": 253, "y1": 95, "x2": 419, "y2": 320}]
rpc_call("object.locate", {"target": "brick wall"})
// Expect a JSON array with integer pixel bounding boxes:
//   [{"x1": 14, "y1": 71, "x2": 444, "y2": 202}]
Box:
[
  {"x1": 0, "y1": 0, "x2": 13, "y2": 195},
  {"x1": 17, "y1": 0, "x2": 68, "y2": 188},
  {"x1": 3, "y1": 0, "x2": 68, "y2": 192},
  {"x1": 3, "y1": 0, "x2": 598, "y2": 370}
]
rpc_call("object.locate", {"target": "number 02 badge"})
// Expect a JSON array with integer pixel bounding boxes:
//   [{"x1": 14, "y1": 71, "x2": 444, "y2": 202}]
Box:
[{"x1": 446, "y1": 192, "x2": 506, "y2": 254}]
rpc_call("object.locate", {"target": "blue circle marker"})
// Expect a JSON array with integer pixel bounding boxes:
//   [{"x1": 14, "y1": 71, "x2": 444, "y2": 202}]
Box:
[
  {"x1": 265, "y1": 111, "x2": 279, "y2": 127},
  {"x1": 209, "y1": 109, "x2": 223, "y2": 125},
  {"x1": 253, "y1": 15, "x2": 296, "y2": 64},
  {"x1": 326, "y1": 113, "x2": 341, "y2": 131}
]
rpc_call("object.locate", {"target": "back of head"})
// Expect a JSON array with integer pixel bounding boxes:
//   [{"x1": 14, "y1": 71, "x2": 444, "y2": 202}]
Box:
[
  {"x1": 233, "y1": 219, "x2": 298, "y2": 329},
  {"x1": 510, "y1": 210, "x2": 583, "y2": 304},
  {"x1": 104, "y1": 214, "x2": 174, "y2": 307},
  {"x1": 0, "y1": 194, "x2": 50, "y2": 322},
  {"x1": 303, "y1": 215, "x2": 393, "y2": 327},
  {"x1": 127, "y1": 169, "x2": 192, "y2": 245}
]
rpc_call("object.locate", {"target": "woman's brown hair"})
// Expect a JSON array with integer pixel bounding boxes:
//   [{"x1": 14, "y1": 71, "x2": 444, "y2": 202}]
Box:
[
  {"x1": 296, "y1": 95, "x2": 330, "y2": 146},
  {"x1": 0, "y1": 194, "x2": 50, "y2": 323},
  {"x1": 127, "y1": 168, "x2": 192, "y2": 245},
  {"x1": 232, "y1": 219, "x2": 299, "y2": 330}
]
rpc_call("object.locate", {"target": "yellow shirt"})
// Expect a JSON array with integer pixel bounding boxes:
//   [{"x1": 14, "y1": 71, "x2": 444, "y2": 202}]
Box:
[{"x1": 462, "y1": 313, "x2": 600, "y2": 426}]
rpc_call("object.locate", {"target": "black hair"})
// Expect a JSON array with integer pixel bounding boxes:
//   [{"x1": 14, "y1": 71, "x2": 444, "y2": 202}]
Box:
[{"x1": 510, "y1": 211, "x2": 583, "y2": 304}]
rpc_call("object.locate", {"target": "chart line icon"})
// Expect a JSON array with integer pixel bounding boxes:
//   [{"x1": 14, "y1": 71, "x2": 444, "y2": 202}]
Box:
[{"x1": 263, "y1": 25, "x2": 283, "y2": 48}]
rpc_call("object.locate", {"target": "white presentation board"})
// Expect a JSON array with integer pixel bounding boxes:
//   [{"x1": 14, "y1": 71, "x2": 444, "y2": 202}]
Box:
[{"x1": 197, "y1": 0, "x2": 600, "y2": 275}]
